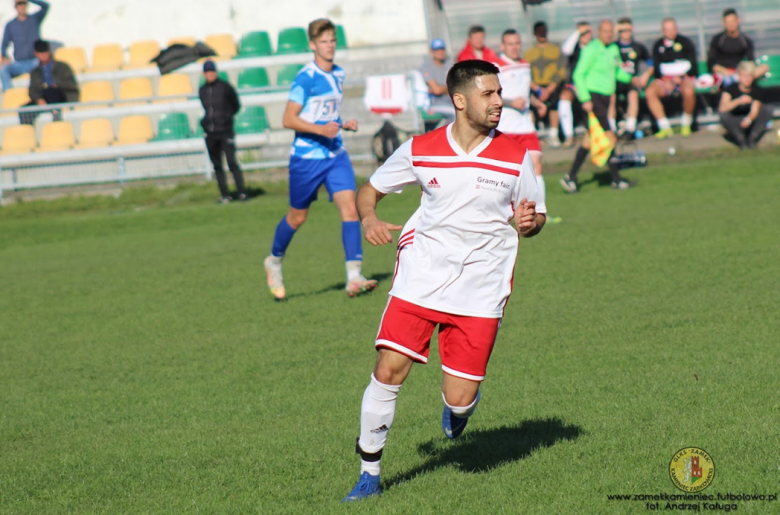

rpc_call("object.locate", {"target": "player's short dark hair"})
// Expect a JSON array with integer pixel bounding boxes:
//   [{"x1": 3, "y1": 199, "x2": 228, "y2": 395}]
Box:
[
  {"x1": 501, "y1": 28, "x2": 519, "y2": 42},
  {"x1": 533, "y1": 21, "x2": 547, "y2": 32},
  {"x1": 468, "y1": 25, "x2": 486, "y2": 36},
  {"x1": 446, "y1": 59, "x2": 499, "y2": 99},
  {"x1": 618, "y1": 17, "x2": 633, "y2": 26},
  {"x1": 308, "y1": 18, "x2": 336, "y2": 42},
  {"x1": 722, "y1": 8, "x2": 738, "y2": 18}
]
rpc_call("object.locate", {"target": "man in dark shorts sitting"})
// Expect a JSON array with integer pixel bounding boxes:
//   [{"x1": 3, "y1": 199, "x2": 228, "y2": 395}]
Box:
[{"x1": 613, "y1": 17, "x2": 653, "y2": 136}]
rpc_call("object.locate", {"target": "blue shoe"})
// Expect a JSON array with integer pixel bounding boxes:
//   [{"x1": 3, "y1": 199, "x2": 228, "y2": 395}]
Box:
[
  {"x1": 442, "y1": 391, "x2": 480, "y2": 439},
  {"x1": 341, "y1": 472, "x2": 381, "y2": 502}
]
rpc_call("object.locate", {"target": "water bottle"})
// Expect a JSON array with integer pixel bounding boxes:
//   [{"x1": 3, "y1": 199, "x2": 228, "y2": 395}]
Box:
[{"x1": 634, "y1": 130, "x2": 644, "y2": 140}]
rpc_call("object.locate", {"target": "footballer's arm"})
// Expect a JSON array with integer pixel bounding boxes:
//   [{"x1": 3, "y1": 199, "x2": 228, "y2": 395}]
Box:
[
  {"x1": 356, "y1": 181, "x2": 402, "y2": 246},
  {"x1": 282, "y1": 101, "x2": 341, "y2": 138},
  {"x1": 515, "y1": 199, "x2": 546, "y2": 238}
]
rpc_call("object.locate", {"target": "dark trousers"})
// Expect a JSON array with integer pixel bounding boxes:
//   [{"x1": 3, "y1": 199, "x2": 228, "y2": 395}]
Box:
[
  {"x1": 206, "y1": 132, "x2": 245, "y2": 197},
  {"x1": 20, "y1": 88, "x2": 68, "y2": 125},
  {"x1": 720, "y1": 106, "x2": 772, "y2": 147}
]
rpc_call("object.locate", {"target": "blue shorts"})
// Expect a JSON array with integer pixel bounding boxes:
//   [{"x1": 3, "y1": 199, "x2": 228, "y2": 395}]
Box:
[{"x1": 288, "y1": 152, "x2": 356, "y2": 210}]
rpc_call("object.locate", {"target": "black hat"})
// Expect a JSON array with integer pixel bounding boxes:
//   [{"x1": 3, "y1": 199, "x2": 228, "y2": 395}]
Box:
[
  {"x1": 203, "y1": 60, "x2": 216, "y2": 73},
  {"x1": 34, "y1": 39, "x2": 49, "y2": 53}
]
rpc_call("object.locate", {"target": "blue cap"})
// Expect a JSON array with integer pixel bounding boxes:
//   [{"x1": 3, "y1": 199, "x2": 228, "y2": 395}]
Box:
[
  {"x1": 203, "y1": 60, "x2": 216, "y2": 73},
  {"x1": 430, "y1": 38, "x2": 446, "y2": 50}
]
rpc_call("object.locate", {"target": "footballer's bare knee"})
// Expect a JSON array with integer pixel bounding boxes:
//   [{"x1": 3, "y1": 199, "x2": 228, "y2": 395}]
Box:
[
  {"x1": 373, "y1": 349, "x2": 413, "y2": 385},
  {"x1": 286, "y1": 208, "x2": 308, "y2": 229}
]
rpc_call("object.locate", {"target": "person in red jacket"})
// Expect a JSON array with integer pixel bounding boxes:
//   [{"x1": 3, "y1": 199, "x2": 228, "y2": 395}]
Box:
[{"x1": 456, "y1": 25, "x2": 500, "y2": 64}]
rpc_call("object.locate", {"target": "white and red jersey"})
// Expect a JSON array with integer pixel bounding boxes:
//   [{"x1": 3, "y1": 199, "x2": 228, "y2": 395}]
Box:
[
  {"x1": 497, "y1": 54, "x2": 536, "y2": 135},
  {"x1": 369, "y1": 124, "x2": 546, "y2": 318}
]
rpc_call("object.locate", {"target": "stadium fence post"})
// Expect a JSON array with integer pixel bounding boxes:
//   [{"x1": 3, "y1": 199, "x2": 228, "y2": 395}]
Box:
[{"x1": 117, "y1": 157, "x2": 127, "y2": 184}]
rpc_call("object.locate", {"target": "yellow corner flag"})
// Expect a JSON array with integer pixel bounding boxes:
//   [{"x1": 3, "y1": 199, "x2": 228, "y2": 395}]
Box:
[{"x1": 588, "y1": 112, "x2": 614, "y2": 167}]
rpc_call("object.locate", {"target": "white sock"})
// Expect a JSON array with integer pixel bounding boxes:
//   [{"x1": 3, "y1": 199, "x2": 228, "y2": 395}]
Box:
[
  {"x1": 442, "y1": 391, "x2": 481, "y2": 418},
  {"x1": 358, "y1": 374, "x2": 401, "y2": 475},
  {"x1": 535, "y1": 174, "x2": 546, "y2": 204},
  {"x1": 625, "y1": 117, "x2": 637, "y2": 133},
  {"x1": 608, "y1": 118, "x2": 617, "y2": 132},
  {"x1": 268, "y1": 255, "x2": 282, "y2": 265},
  {"x1": 681, "y1": 113, "x2": 693, "y2": 127},
  {"x1": 658, "y1": 118, "x2": 671, "y2": 131},
  {"x1": 548, "y1": 127, "x2": 560, "y2": 141},
  {"x1": 558, "y1": 100, "x2": 574, "y2": 139},
  {"x1": 346, "y1": 260, "x2": 362, "y2": 282}
]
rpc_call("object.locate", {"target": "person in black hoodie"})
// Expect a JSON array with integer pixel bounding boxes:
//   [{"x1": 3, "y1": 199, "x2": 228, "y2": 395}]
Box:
[{"x1": 199, "y1": 60, "x2": 247, "y2": 203}]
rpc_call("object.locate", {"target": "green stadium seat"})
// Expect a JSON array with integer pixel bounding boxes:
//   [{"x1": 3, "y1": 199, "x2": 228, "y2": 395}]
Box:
[
  {"x1": 239, "y1": 31, "x2": 273, "y2": 58},
  {"x1": 277, "y1": 64, "x2": 304, "y2": 86},
  {"x1": 198, "y1": 71, "x2": 229, "y2": 88},
  {"x1": 756, "y1": 54, "x2": 780, "y2": 87},
  {"x1": 155, "y1": 112, "x2": 192, "y2": 141},
  {"x1": 276, "y1": 27, "x2": 309, "y2": 55},
  {"x1": 697, "y1": 61, "x2": 709, "y2": 76},
  {"x1": 235, "y1": 106, "x2": 270, "y2": 134},
  {"x1": 237, "y1": 67, "x2": 271, "y2": 89},
  {"x1": 336, "y1": 25, "x2": 348, "y2": 50}
]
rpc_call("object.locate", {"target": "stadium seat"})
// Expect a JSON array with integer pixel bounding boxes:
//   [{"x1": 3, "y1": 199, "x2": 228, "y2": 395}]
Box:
[
  {"x1": 126, "y1": 40, "x2": 161, "y2": 69},
  {"x1": 205, "y1": 34, "x2": 237, "y2": 59},
  {"x1": 1, "y1": 124, "x2": 36, "y2": 155},
  {"x1": 237, "y1": 67, "x2": 270, "y2": 89},
  {"x1": 90, "y1": 43, "x2": 124, "y2": 72},
  {"x1": 235, "y1": 106, "x2": 270, "y2": 134},
  {"x1": 54, "y1": 46, "x2": 88, "y2": 74},
  {"x1": 118, "y1": 77, "x2": 154, "y2": 103},
  {"x1": 79, "y1": 81, "x2": 115, "y2": 108},
  {"x1": 276, "y1": 27, "x2": 309, "y2": 55},
  {"x1": 167, "y1": 36, "x2": 197, "y2": 48},
  {"x1": 156, "y1": 73, "x2": 194, "y2": 102},
  {"x1": 2, "y1": 86, "x2": 31, "y2": 111},
  {"x1": 238, "y1": 31, "x2": 272, "y2": 57},
  {"x1": 155, "y1": 112, "x2": 192, "y2": 141},
  {"x1": 115, "y1": 115, "x2": 154, "y2": 145},
  {"x1": 277, "y1": 64, "x2": 303, "y2": 86},
  {"x1": 756, "y1": 54, "x2": 780, "y2": 87},
  {"x1": 336, "y1": 25, "x2": 348, "y2": 50},
  {"x1": 75, "y1": 118, "x2": 114, "y2": 149},
  {"x1": 198, "y1": 71, "x2": 229, "y2": 87},
  {"x1": 39, "y1": 121, "x2": 76, "y2": 152}
]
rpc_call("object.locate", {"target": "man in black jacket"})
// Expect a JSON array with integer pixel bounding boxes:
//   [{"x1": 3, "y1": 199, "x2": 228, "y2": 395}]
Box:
[
  {"x1": 199, "y1": 60, "x2": 247, "y2": 203},
  {"x1": 23, "y1": 39, "x2": 78, "y2": 124}
]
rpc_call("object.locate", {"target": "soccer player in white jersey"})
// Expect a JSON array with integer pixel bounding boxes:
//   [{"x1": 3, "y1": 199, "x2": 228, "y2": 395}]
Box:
[
  {"x1": 497, "y1": 28, "x2": 561, "y2": 224},
  {"x1": 263, "y1": 18, "x2": 377, "y2": 300},
  {"x1": 342, "y1": 60, "x2": 547, "y2": 502}
]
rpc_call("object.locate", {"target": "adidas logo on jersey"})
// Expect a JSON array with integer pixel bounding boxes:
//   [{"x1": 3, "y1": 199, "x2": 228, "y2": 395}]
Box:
[{"x1": 427, "y1": 177, "x2": 441, "y2": 188}]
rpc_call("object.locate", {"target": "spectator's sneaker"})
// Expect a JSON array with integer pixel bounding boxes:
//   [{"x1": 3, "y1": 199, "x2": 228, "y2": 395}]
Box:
[
  {"x1": 238, "y1": 193, "x2": 249, "y2": 202},
  {"x1": 442, "y1": 391, "x2": 480, "y2": 439},
  {"x1": 345, "y1": 276, "x2": 378, "y2": 297},
  {"x1": 680, "y1": 125, "x2": 692, "y2": 137},
  {"x1": 546, "y1": 215, "x2": 563, "y2": 224},
  {"x1": 611, "y1": 179, "x2": 637, "y2": 190},
  {"x1": 548, "y1": 133, "x2": 562, "y2": 148},
  {"x1": 655, "y1": 128, "x2": 674, "y2": 139},
  {"x1": 264, "y1": 256, "x2": 286, "y2": 301},
  {"x1": 562, "y1": 137, "x2": 575, "y2": 148},
  {"x1": 342, "y1": 472, "x2": 381, "y2": 502},
  {"x1": 559, "y1": 175, "x2": 578, "y2": 194},
  {"x1": 218, "y1": 196, "x2": 232, "y2": 204}
]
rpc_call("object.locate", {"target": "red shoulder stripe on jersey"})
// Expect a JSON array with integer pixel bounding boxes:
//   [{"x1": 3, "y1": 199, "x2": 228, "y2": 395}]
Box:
[
  {"x1": 411, "y1": 127, "x2": 457, "y2": 157},
  {"x1": 476, "y1": 130, "x2": 527, "y2": 163},
  {"x1": 412, "y1": 160, "x2": 520, "y2": 177}
]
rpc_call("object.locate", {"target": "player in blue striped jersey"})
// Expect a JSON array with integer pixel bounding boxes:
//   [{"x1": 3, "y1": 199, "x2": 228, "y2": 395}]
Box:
[{"x1": 264, "y1": 18, "x2": 378, "y2": 301}]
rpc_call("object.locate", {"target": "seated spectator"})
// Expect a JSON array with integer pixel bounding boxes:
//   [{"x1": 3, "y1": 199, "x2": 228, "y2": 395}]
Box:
[
  {"x1": 420, "y1": 38, "x2": 455, "y2": 125},
  {"x1": 558, "y1": 21, "x2": 592, "y2": 146},
  {"x1": 645, "y1": 18, "x2": 697, "y2": 138},
  {"x1": 708, "y1": 8, "x2": 768, "y2": 86},
  {"x1": 1, "y1": 0, "x2": 49, "y2": 91},
  {"x1": 613, "y1": 17, "x2": 653, "y2": 136},
  {"x1": 22, "y1": 39, "x2": 78, "y2": 123},
  {"x1": 456, "y1": 25, "x2": 500, "y2": 64},
  {"x1": 525, "y1": 21, "x2": 567, "y2": 147},
  {"x1": 719, "y1": 61, "x2": 772, "y2": 149}
]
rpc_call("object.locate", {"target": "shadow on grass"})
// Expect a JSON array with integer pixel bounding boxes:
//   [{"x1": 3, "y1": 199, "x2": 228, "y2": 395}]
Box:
[
  {"x1": 243, "y1": 186, "x2": 267, "y2": 199},
  {"x1": 383, "y1": 417, "x2": 583, "y2": 489},
  {"x1": 283, "y1": 272, "x2": 393, "y2": 300},
  {"x1": 579, "y1": 170, "x2": 614, "y2": 188}
]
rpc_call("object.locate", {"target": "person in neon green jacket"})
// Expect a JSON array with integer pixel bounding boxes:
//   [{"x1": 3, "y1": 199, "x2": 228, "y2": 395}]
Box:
[{"x1": 560, "y1": 20, "x2": 637, "y2": 192}]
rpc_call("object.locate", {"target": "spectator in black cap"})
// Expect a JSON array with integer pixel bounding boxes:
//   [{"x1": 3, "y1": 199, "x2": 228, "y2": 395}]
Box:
[
  {"x1": 23, "y1": 39, "x2": 78, "y2": 123},
  {"x1": 199, "y1": 60, "x2": 247, "y2": 203}
]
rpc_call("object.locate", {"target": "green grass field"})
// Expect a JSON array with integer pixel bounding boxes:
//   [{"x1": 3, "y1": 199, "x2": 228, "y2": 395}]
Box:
[{"x1": 1, "y1": 149, "x2": 779, "y2": 514}]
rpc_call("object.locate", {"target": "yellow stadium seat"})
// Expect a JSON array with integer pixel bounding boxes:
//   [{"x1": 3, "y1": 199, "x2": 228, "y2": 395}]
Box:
[
  {"x1": 75, "y1": 118, "x2": 115, "y2": 149},
  {"x1": 156, "y1": 73, "x2": 193, "y2": 103},
  {"x1": 115, "y1": 115, "x2": 154, "y2": 145},
  {"x1": 90, "y1": 43, "x2": 124, "y2": 72},
  {"x1": 39, "y1": 121, "x2": 76, "y2": 152},
  {"x1": 78, "y1": 81, "x2": 115, "y2": 109},
  {"x1": 127, "y1": 40, "x2": 160, "y2": 69},
  {"x1": 118, "y1": 77, "x2": 154, "y2": 103},
  {"x1": 2, "y1": 87, "x2": 30, "y2": 114},
  {"x1": 1, "y1": 124, "x2": 36, "y2": 155},
  {"x1": 167, "y1": 36, "x2": 197, "y2": 48},
  {"x1": 205, "y1": 34, "x2": 237, "y2": 59},
  {"x1": 54, "y1": 46, "x2": 89, "y2": 74}
]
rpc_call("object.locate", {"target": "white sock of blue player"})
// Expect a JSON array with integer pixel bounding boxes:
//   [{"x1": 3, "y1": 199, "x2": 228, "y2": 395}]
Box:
[
  {"x1": 442, "y1": 390, "x2": 480, "y2": 418},
  {"x1": 271, "y1": 216, "x2": 297, "y2": 258},
  {"x1": 558, "y1": 99, "x2": 574, "y2": 140},
  {"x1": 346, "y1": 261, "x2": 362, "y2": 282},
  {"x1": 358, "y1": 374, "x2": 401, "y2": 476},
  {"x1": 535, "y1": 174, "x2": 546, "y2": 204}
]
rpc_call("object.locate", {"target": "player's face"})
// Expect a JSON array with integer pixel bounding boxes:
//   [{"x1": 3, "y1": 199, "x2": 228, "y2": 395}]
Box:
[
  {"x1": 662, "y1": 20, "x2": 677, "y2": 41},
  {"x1": 310, "y1": 30, "x2": 336, "y2": 62},
  {"x1": 618, "y1": 25, "x2": 633, "y2": 42},
  {"x1": 598, "y1": 21, "x2": 614, "y2": 46},
  {"x1": 501, "y1": 34, "x2": 522, "y2": 60},
  {"x1": 579, "y1": 26, "x2": 593, "y2": 45},
  {"x1": 723, "y1": 14, "x2": 740, "y2": 33},
  {"x1": 464, "y1": 74, "x2": 502, "y2": 130},
  {"x1": 469, "y1": 32, "x2": 485, "y2": 50}
]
